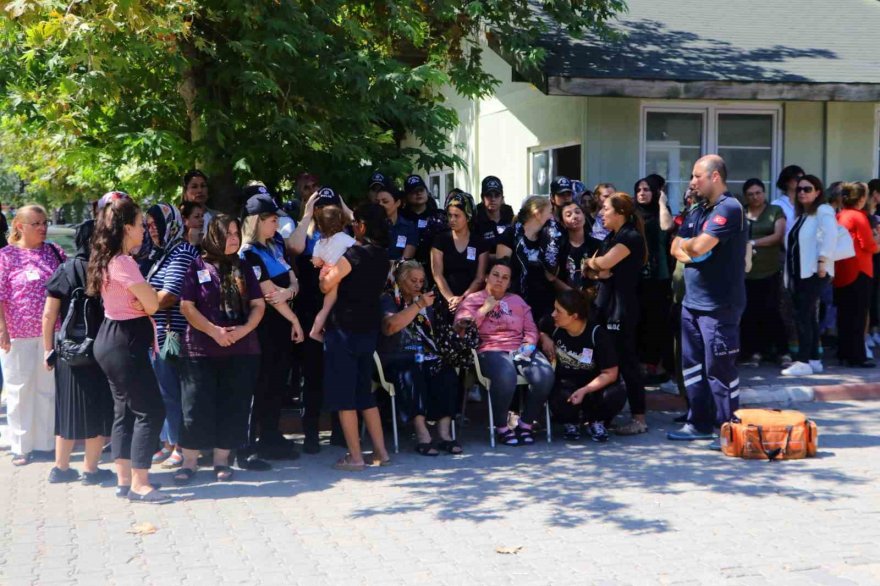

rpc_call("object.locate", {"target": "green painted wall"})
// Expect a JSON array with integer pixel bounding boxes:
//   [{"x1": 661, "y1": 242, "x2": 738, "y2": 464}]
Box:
[
  {"x1": 826, "y1": 102, "x2": 878, "y2": 182},
  {"x1": 584, "y1": 97, "x2": 641, "y2": 192},
  {"x1": 783, "y1": 102, "x2": 824, "y2": 177}
]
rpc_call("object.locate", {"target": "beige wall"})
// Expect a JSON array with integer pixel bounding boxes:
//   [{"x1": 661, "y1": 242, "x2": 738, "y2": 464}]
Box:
[{"x1": 825, "y1": 102, "x2": 878, "y2": 183}]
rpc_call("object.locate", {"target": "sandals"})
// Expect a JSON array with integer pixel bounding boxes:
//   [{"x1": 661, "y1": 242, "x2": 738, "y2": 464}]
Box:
[
  {"x1": 415, "y1": 443, "x2": 439, "y2": 457},
  {"x1": 11, "y1": 453, "x2": 32, "y2": 466},
  {"x1": 214, "y1": 465, "x2": 234, "y2": 482},
  {"x1": 516, "y1": 425, "x2": 535, "y2": 445},
  {"x1": 151, "y1": 446, "x2": 172, "y2": 464},
  {"x1": 496, "y1": 428, "x2": 519, "y2": 446},
  {"x1": 435, "y1": 440, "x2": 463, "y2": 455},
  {"x1": 127, "y1": 489, "x2": 172, "y2": 505},
  {"x1": 615, "y1": 419, "x2": 649, "y2": 436},
  {"x1": 173, "y1": 467, "x2": 197, "y2": 486},
  {"x1": 161, "y1": 450, "x2": 184, "y2": 469},
  {"x1": 333, "y1": 455, "x2": 366, "y2": 472}
]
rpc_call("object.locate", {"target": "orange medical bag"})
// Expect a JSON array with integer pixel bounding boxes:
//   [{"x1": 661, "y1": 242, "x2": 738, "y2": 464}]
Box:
[{"x1": 720, "y1": 409, "x2": 818, "y2": 460}]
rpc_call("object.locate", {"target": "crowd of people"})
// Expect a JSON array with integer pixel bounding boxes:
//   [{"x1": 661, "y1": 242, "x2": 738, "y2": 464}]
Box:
[{"x1": 1, "y1": 156, "x2": 879, "y2": 504}]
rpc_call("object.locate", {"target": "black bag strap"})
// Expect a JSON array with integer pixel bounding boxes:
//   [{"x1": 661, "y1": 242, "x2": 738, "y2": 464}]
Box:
[
  {"x1": 59, "y1": 259, "x2": 96, "y2": 339},
  {"x1": 756, "y1": 425, "x2": 793, "y2": 461},
  {"x1": 47, "y1": 242, "x2": 63, "y2": 265}
]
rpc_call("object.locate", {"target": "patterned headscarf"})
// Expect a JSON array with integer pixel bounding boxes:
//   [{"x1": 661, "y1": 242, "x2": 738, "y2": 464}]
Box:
[
  {"x1": 146, "y1": 203, "x2": 185, "y2": 248},
  {"x1": 444, "y1": 191, "x2": 475, "y2": 221}
]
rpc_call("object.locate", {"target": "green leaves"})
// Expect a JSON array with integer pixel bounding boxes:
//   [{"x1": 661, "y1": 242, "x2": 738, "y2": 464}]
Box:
[{"x1": 0, "y1": 0, "x2": 624, "y2": 209}]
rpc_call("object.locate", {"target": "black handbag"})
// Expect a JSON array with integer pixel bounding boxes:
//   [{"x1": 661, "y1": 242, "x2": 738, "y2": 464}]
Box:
[{"x1": 55, "y1": 262, "x2": 100, "y2": 367}]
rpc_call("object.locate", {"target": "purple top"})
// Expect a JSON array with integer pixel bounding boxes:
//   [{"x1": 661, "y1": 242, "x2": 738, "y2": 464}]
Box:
[
  {"x1": 180, "y1": 257, "x2": 262, "y2": 358},
  {"x1": 0, "y1": 243, "x2": 66, "y2": 338}
]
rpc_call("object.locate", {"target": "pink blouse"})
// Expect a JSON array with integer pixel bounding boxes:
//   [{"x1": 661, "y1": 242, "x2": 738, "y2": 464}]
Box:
[
  {"x1": 101, "y1": 255, "x2": 148, "y2": 320},
  {"x1": 455, "y1": 290, "x2": 538, "y2": 353},
  {"x1": 0, "y1": 243, "x2": 66, "y2": 338}
]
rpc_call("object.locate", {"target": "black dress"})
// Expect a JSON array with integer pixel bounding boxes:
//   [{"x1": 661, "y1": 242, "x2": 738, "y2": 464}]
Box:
[{"x1": 46, "y1": 258, "x2": 113, "y2": 440}]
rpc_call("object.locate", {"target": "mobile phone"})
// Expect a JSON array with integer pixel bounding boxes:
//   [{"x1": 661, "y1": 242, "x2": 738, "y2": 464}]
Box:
[{"x1": 46, "y1": 349, "x2": 57, "y2": 367}]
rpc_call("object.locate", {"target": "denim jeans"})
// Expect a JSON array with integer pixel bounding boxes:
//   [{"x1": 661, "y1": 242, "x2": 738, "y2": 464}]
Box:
[
  {"x1": 478, "y1": 351, "x2": 555, "y2": 425},
  {"x1": 150, "y1": 351, "x2": 183, "y2": 446}
]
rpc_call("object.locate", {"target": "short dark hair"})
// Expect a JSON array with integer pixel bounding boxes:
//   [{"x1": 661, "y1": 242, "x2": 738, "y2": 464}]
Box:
[
  {"x1": 486, "y1": 256, "x2": 512, "y2": 275},
  {"x1": 868, "y1": 178, "x2": 880, "y2": 196},
  {"x1": 742, "y1": 178, "x2": 766, "y2": 195},
  {"x1": 353, "y1": 203, "x2": 389, "y2": 248},
  {"x1": 794, "y1": 175, "x2": 827, "y2": 216},
  {"x1": 555, "y1": 289, "x2": 591, "y2": 322},
  {"x1": 180, "y1": 200, "x2": 205, "y2": 219},
  {"x1": 776, "y1": 165, "x2": 805, "y2": 192}
]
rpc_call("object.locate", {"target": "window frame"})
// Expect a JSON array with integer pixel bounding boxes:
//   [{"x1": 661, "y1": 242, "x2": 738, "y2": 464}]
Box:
[
  {"x1": 639, "y1": 102, "x2": 782, "y2": 198},
  {"x1": 873, "y1": 105, "x2": 880, "y2": 179},
  {"x1": 528, "y1": 140, "x2": 582, "y2": 196},
  {"x1": 426, "y1": 169, "x2": 456, "y2": 206}
]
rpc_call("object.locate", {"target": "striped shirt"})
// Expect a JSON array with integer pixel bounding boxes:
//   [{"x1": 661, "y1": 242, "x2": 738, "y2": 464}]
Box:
[{"x1": 147, "y1": 242, "x2": 199, "y2": 346}]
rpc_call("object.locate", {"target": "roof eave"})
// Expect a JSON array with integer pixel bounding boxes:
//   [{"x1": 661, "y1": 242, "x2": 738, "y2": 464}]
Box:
[{"x1": 547, "y1": 76, "x2": 880, "y2": 102}]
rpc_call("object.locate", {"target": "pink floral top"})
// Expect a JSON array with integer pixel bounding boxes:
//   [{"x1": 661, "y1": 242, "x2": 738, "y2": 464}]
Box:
[{"x1": 0, "y1": 242, "x2": 66, "y2": 338}]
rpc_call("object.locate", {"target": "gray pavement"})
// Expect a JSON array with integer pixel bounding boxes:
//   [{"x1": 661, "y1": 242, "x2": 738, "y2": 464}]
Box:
[{"x1": 2, "y1": 400, "x2": 879, "y2": 585}]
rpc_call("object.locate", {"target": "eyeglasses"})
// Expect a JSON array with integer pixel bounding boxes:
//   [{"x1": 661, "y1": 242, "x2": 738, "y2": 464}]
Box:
[
  {"x1": 25, "y1": 221, "x2": 49, "y2": 228},
  {"x1": 796, "y1": 186, "x2": 815, "y2": 193}
]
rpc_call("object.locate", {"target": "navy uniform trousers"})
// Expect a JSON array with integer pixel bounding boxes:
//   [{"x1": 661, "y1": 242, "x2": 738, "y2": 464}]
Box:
[{"x1": 680, "y1": 305, "x2": 743, "y2": 433}]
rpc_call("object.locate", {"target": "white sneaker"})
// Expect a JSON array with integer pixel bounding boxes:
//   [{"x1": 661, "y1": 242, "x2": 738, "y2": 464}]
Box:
[
  {"x1": 867, "y1": 335, "x2": 876, "y2": 349},
  {"x1": 781, "y1": 361, "x2": 813, "y2": 376},
  {"x1": 658, "y1": 380, "x2": 679, "y2": 394},
  {"x1": 809, "y1": 360, "x2": 824, "y2": 374},
  {"x1": 867, "y1": 344, "x2": 875, "y2": 360}
]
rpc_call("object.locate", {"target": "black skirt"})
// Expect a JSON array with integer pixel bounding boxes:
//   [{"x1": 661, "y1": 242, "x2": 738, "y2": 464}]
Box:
[{"x1": 54, "y1": 359, "x2": 114, "y2": 440}]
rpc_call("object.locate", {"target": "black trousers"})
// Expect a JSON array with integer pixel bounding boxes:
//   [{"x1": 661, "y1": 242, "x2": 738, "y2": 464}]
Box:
[
  {"x1": 792, "y1": 275, "x2": 828, "y2": 363},
  {"x1": 607, "y1": 324, "x2": 645, "y2": 416},
  {"x1": 741, "y1": 273, "x2": 789, "y2": 357},
  {"x1": 94, "y1": 317, "x2": 165, "y2": 470},
  {"x1": 179, "y1": 355, "x2": 259, "y2": 450},
  {"x1": 292, "y1": 309, "x2": 325, "y2": 443},
  {"x1": 835, "y1": 273, "x2": 872, "y2": 363},
  {"x1": 381, "y1": 355, "x2": 458, "y2": 423},
  {"x1": 251, "y1": 319, "x2": 293, "y2": 445},
  {"x1": 550, "y1": 381, "x2": 626, "y2": 425},
  {"x1": 637, "y1": 279, "x2": 672, "y2": 365}
]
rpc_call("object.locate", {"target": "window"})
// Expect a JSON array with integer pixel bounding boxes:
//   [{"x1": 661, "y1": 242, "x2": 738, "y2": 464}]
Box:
[
  {"x1": 642, "y1": 105, "x2": 780, "y2": 213},
  {"x1": 530, "y1": 143, "x2": 582, "y2": 195},
  {"x1": 427, "y1": 170, "x2": 455, "y2": 206}
]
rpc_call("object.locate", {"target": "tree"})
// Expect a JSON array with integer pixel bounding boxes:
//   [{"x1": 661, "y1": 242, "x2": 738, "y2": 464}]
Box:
[{"x1": 0, "y1": 0, "x2": 625, "y2": 210}]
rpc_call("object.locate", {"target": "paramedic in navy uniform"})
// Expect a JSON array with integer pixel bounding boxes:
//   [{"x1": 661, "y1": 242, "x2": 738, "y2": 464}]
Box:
[{"x1": 667, "y1": 155, "x2": 747, "y2": 450}]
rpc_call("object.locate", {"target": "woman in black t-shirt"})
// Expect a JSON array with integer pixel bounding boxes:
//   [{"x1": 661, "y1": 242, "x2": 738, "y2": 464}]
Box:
[
  {"x1": 431, "y1": 192, "x2": 489, "y2": 312},
  {"x1": 558, "y1": 201, "x2": 601, "y2": 291},
  {"x1": 319, "y1": 203, "x2": 392, "y2": 471},
  {"x1": 584, "y1": 192, "x2": 648, "y2": 436},
  {"x1": 496, "y1": 195, "x2": 564, "y2": 322},
  {"x1": 539, "y1": 290, "x2": 624, "y2": 442}
]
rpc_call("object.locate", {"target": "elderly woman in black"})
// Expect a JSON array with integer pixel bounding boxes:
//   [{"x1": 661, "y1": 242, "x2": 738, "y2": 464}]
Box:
[
  {"x1": 319, "y1": 203, "x2": 392, "y2": 471},
  {"x1": 41, "y1": 220, "x2": 114, "y2": 484},
  {"x1": 379, "y1": 261, "x2": 461, "y2": 456},
  {"x1": 176, "y1": 215, "x2": 266, "y2": 483}
]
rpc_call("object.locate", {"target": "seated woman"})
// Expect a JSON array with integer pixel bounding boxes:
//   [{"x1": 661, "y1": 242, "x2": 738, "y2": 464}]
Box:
[
  {"x1": 539, "y1": 290, "x2": 624, "y2": 442},
  {"x1": 379, "y1": 261, "x2": 461, "y2": 456},
  {"x1": 454, "y1": 258, "x2": 555, "y2": 446}
]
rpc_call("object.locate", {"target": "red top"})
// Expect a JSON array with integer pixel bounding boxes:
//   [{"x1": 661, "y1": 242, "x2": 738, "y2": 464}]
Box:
[{"x1": 834, "y1": 209, "x2": 878, "y2": 288}]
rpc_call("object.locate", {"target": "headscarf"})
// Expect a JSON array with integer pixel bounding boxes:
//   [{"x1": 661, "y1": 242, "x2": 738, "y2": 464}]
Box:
[
  {"x1": 444, "y1": 191, "x2": 475, "y2": 221},
  {"x1": 146, "y1": 203, "x2": 184, "y2": 248},
  {"x1": 74, "y1": 219, "x2": 95, "y2": 260}
]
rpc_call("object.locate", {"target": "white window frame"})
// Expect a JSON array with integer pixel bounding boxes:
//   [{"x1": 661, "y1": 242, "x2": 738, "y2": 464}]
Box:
[
  {"x1": 873, "y1": 105, "x2": 880, "y2": 179},
  {"x1": 426, "y1": 169, "x2": 455, "y2": 205},
  {"x1": 640, "y1": 102, "x2": 782, "y2": 194},
  {"x1": 529, "y1": 141, "x2": 582, "y2": 196}
]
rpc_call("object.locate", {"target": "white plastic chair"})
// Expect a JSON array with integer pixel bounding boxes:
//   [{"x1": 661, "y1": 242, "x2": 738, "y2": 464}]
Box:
[
  {"x1": 371, "y1": 353, "x2": 399, "y2": 454},
  {"x1": 471, "y1": 349, "x2": 552, "y2": 447}
]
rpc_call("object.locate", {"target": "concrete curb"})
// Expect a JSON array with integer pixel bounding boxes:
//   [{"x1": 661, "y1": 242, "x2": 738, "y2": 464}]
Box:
[{"x1": 646, "y1": 382, "x2": 880, "y2": 412}]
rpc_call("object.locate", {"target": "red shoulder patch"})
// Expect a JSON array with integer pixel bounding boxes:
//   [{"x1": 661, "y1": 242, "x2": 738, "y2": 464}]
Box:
[{"x1": 713, "y1": 215, "x2": 727, "y2": 226}]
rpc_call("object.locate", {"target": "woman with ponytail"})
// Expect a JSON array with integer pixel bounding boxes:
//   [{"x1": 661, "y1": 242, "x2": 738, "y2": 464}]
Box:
[
  {"x1": 89, "y1": 197, "x2": 169, "y2": 504},
  {"x1": 584, "y1": 192, "x2": 648, "y2": 436},
  {"x1": 539, "y1": 289, "x2": 624, "y2": 442}
]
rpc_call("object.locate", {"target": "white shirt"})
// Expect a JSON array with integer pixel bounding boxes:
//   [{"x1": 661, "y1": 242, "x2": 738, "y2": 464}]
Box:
[
  {"x1": 313, "y1": 232, "x2": 356, "y2": 265},
  {"x1": 771, "y1": 194, "x2": 795, "y2": 238}
]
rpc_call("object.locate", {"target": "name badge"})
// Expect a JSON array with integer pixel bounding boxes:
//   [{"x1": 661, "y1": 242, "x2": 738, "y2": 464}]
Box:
[
  {"x1": 25, "y1": 270, "x2": 40, "y2": 281},
  {"x1": 396, "y1": 235, "x2": 407, "y2": 248},
  {"x1": 197, "y1": 269, "x2": 211, "y2": 284},
  {"x1": 579, "y1": 348, "x2": 594, "y2": 364},
  {"x1": 417, "y1": 219, "x2": 428, "y2": 229},
  {"x1": 496, "y1": 225, "x2": 506, "y2": 234},
  {"x1": 252, "y1": 266, "x2": 262, "y2": 279},
  {"x1": 466, "y1": 246, "x2": 476, "y2": 261}
]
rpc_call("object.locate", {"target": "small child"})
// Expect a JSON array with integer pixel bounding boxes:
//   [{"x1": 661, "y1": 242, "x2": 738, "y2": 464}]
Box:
[{"x1": 309, "y1": 206, "x2": 356, "y2": 341}]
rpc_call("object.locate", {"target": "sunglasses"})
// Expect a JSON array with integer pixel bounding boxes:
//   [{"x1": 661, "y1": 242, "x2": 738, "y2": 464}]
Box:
[{"x1": 796, "y1": 186, "x2": 815, "y2": 193}]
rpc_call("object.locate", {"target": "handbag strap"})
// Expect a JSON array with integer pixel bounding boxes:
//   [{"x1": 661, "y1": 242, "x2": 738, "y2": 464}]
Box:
[{"x1": 756, "y1": 425, "x2": 793, "y2": 461}]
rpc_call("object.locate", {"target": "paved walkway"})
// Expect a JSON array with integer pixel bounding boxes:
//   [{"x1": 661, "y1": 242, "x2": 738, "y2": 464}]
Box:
[{"x1": 1, "y1": 400, "x2": 879, "y2": 585}]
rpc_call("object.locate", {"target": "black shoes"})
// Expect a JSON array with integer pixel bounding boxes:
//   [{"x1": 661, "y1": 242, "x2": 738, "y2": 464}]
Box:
[{"x1": 48, "y1": 467, "x2": 80, "y2": 484}]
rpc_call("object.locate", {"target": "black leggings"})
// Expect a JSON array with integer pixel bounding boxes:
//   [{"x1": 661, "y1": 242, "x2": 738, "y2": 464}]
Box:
[
  {"x1": 94, "y1": 317, "x2": 165, "y2": 470},
  {"x1": 835, "y1": 273, "x2": 872, "y2": 363},
  {"x1": 550, "y1": 381, "x2": 627, "y2": 425},
  {"x1": 607, "y1": 325, "x2": 645, "y2": 416},
  {"x1": 292, "y1": 309, "x2": 325, "y2": 443},
  {"x1": 179, "y1": 355, "x2": 259, "y2": 450},
  {"x1": 741, "y1": 274, "x2": 788, "y2": 357},
  {"x1": 792, "y1": 275, "x2": 828, "y2": 362},
  {"x1": 637, "y1": 279, "x2": 672, "y2": 365},
  {"x1": 251, "y1": 318, "x2": 293, "y2": 445}
]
